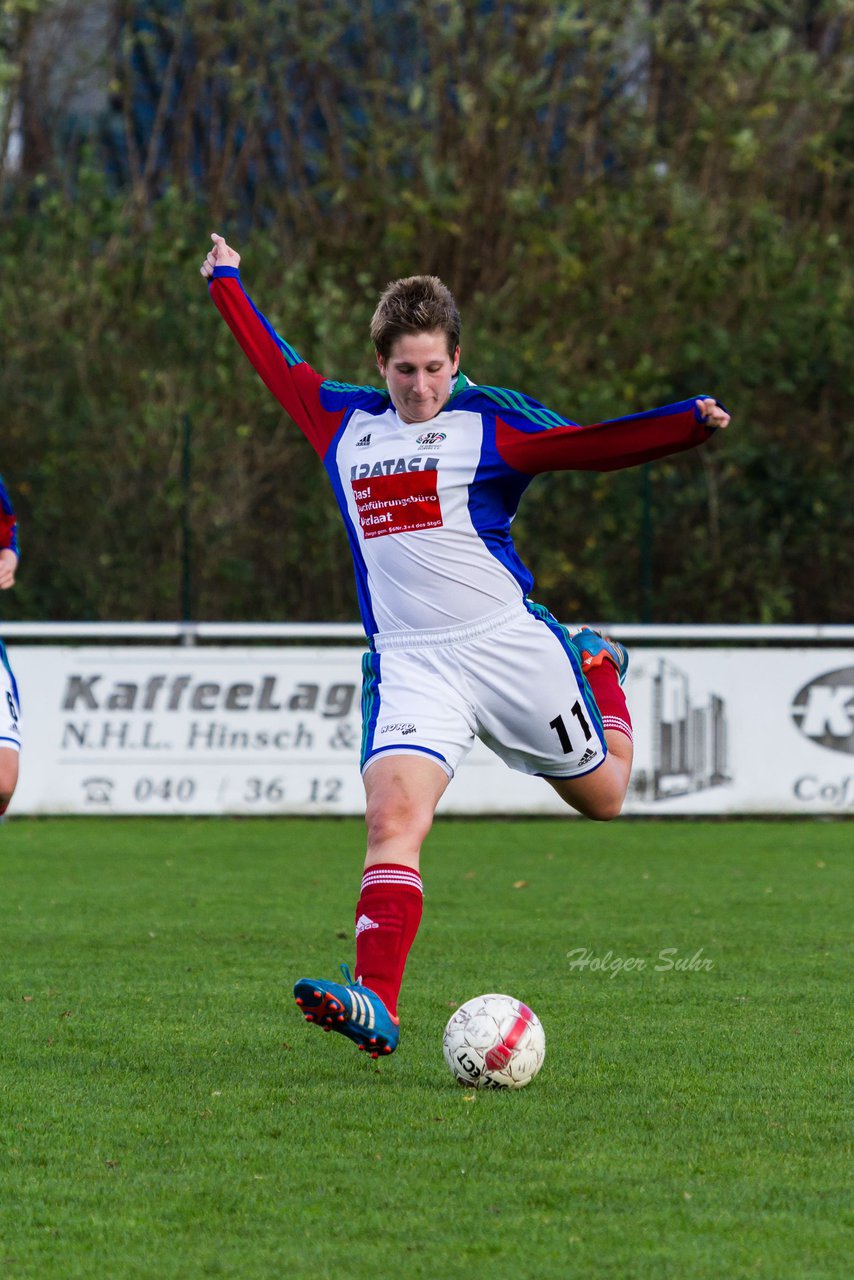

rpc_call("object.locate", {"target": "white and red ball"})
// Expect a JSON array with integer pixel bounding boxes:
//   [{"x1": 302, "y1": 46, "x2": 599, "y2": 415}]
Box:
[{"x1": 443, "y1": 993, "x2": 546, "y2": 1089}]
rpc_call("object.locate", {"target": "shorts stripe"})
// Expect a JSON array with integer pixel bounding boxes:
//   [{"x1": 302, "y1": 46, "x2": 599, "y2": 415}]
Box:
[
  {"x1": 360, "y1": 651, "x2": 382, "y2": 765},
  {"x1": 524, "y1": 599, "x2": 606, "y2": 749}
]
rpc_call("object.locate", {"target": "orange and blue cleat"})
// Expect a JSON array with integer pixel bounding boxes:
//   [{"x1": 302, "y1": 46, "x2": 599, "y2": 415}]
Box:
[{"x1": 570, "y1": 627, "x2": 629, "y2": 686}]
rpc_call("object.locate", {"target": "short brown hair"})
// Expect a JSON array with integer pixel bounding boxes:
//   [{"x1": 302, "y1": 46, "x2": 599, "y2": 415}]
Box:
[{"x1": 370, "y1": 275, "x2": 461, "y2": 360}]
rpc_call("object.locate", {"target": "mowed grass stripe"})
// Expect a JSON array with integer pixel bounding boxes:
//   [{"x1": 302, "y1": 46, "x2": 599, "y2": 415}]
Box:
[{"x1": 0, "y1": 818, "x2": 850, "y2": 1279}]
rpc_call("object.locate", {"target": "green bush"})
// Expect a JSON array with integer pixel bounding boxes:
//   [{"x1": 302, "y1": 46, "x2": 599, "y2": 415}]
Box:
[{"x1": 2, "y1": 1, "x2": 851, "y2": 622}]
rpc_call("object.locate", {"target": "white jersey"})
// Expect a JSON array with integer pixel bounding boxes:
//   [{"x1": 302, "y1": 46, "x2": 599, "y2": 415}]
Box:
[{"x1": 335, "y1": 405, "x2": 527, "y2": 633}]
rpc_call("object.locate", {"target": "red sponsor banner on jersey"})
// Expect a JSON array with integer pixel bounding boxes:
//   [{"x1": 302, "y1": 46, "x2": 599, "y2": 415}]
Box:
[{"x1": 351, "y1": 471, "x2": 443, "y2": 538}]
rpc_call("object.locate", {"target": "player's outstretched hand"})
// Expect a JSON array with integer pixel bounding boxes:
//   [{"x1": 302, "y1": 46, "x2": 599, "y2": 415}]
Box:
[
  {"x1": 200, "y1": 232, "x2": 241, "y2": 279},
  {"x1": 696, "y1": 398, "x2": 730, "y2": 429}
]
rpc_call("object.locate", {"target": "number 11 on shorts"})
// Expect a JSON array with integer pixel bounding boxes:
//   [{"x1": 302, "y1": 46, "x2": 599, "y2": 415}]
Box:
[{"x1": 550, "y1": 701, "x2": 593, "y2": 754}]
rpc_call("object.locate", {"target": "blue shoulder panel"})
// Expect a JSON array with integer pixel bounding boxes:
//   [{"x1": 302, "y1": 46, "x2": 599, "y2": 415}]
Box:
[
  {"x1": 320, "y1": 380, "x2": 390, "y2": 416},
  {"x1": 452, "y1": 383, "x2": 575, "y2": 432}
]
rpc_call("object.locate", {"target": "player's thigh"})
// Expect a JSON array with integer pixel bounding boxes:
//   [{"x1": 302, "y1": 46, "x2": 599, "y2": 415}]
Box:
[{"x1": 0, "y1": 746, "x2": 19, "y2": 800}]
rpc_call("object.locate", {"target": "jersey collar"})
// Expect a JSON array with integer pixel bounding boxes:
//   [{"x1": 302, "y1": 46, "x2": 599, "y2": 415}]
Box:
[{"x1": 445, "y1": 371, "x2": 475, "y2": 407}]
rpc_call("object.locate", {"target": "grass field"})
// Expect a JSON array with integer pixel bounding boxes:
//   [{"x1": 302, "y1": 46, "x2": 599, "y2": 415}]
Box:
[{"x1": 1, "y1": 817, "x2": 850, "y2": 1279}]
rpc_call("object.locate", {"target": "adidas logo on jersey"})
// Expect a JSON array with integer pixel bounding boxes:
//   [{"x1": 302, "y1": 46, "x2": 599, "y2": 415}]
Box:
[
  {"x1": 576, "y1": 748, "x2": 598, "y2": 768},
  {"x1": 355, "y1": 913, "x2": 380, "y2": 936},
  {"x1": 356, "y1": 433, "x2": 372, "y2": 447}
]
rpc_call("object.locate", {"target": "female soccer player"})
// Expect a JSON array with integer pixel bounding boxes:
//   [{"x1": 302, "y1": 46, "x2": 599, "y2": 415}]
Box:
[{"x1": 201, "y1": 233, "x2": 730, "y2": 1058}]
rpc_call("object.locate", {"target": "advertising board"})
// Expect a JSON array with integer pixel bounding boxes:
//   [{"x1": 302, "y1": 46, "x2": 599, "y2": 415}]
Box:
[{"x1": 6, "y1": 644, "x2": 853, "y2": 816}]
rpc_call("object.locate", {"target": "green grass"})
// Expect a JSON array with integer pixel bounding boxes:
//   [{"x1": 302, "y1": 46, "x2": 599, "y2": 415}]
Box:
[{"x1": 0, "y1": 818, "x2": 850, "y2": 1279}]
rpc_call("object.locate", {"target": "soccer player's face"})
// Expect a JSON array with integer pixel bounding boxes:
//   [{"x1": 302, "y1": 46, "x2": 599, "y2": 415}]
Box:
[{"x1": 377, "y1": 331, "x2": 460, "y2": 424}]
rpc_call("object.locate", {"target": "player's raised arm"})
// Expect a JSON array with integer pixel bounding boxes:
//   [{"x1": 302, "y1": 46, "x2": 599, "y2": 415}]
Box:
[
  {"x1": 202, "y1": 233, "x2": 348, "y2": 458},
  {"x1": 493, "y1": 394, "x2": 731, "y2": 476}
]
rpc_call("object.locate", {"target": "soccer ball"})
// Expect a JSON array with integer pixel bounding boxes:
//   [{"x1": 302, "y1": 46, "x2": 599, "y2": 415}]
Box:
[{"x1": 442, "y1": 993, "x2": 546, "y2": 1090}]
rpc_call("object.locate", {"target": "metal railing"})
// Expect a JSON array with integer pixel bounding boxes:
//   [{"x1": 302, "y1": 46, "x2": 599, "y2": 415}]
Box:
[{"x1": 2, "y1": 622, "x2": 853, "y2": 643}]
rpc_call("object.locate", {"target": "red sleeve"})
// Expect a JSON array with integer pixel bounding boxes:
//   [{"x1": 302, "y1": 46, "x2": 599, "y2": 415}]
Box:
[
  {"x1": 0, "y1": 514, "x2": 16, "y2": 552},
  {"x1": 495, "y1": 399, "x2": 719, "y2": 475},
  {"x1": 208, "y1": 268, "x2": 346, "y2": 458},
  {"x1": 0, "y1": 476, "x2": 18, "y2": 555}
]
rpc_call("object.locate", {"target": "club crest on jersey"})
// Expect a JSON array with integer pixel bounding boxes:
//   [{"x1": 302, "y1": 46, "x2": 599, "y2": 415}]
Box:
[{"x1": 415, "y1": 431, "x2": 447, "y2": 448}]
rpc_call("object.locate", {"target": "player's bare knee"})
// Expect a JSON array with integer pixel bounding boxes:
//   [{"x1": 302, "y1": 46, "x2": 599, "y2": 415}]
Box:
[
  {"x1": 365, "y1": 793, "x2": 432, "y2": 849},
  {"x1": 585, "y1": 795, "x2": 624, "y2": 822},
  {"x1": 555, "y1": 781, "x2": 625, "y2": 821},
  {"x1": 367, "y1": 802, "x2": 432, "y2": 846}
]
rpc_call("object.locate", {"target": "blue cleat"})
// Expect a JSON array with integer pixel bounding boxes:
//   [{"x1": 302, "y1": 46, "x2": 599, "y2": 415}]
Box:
[
  {"x1": 293, "y1": 965, "x2": 400, "y2": 1059},
  {"x1": 570, "y1": 627, "x2": 629, "y2": 686}
]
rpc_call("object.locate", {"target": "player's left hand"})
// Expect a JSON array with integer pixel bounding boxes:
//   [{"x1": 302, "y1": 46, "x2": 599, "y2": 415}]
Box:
[
  {"x1": 0, "y1": 549, "x2": 17, "y2": 590},
  {"x1": 696, "y1": 398, "x2": 730, "y2": 429}
]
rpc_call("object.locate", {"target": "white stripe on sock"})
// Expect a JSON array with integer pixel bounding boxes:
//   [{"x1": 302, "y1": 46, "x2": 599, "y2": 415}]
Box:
[
  {"x1": 361, "y1": 869, "x2": 423, "y2": 894},
  {"x1": 602, "y1": 715, "x2": 633, "y2": 742},
  {"x1": 361, "y1": 870, "x2": 422, "y2": 881}
]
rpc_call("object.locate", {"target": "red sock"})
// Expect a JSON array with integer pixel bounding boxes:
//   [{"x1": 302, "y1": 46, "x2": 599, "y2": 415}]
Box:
[
  {"x1": 585, "y1": 662, "x2": 633, "y2": 743},
  {"x1": 354, "y1": 864, "x2": 423, "y2": 1019}
]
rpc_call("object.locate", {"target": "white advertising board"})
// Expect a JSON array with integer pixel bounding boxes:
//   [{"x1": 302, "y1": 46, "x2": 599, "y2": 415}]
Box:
[{"x1": 6, "y1": 644, "x2": 854, "y2": 816}]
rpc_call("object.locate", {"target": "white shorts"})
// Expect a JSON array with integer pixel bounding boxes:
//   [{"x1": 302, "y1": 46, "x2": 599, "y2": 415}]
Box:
[
  {"x1": 0, "y1": 640, "x2": 21, "y2": 752},
  {"x1": 360, "y1": 602, "x2": 606, "y2": 780}
]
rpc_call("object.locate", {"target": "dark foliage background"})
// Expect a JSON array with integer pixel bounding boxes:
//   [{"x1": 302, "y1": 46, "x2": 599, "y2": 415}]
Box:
[{"x1": 2, "y1": 0, "x2": 851, "y2": 623}]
